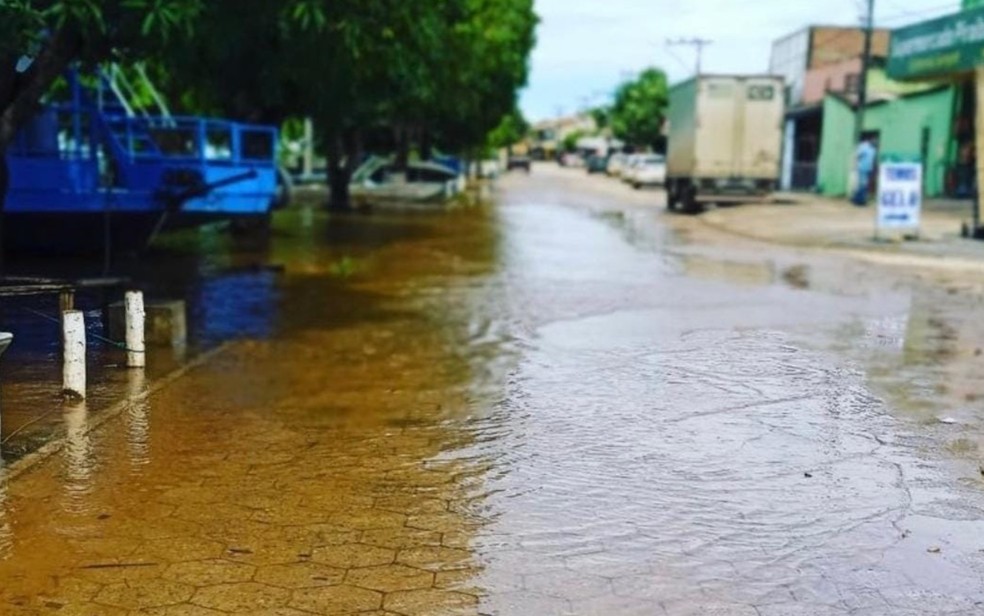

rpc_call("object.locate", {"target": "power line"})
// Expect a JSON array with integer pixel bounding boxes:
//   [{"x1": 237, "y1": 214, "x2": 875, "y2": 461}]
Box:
[
  {"x1": 667, "y1": 38, "x2": 713, "y2": 76},
  {"x1": 655, "y1": 41, "x2": 695, "y2": 74}
]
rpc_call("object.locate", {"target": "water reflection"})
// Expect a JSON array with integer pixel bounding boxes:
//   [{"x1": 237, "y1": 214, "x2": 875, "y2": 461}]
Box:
[
  {"x1": 191, "y1": 270, "x2": 278, "y2": 343},
  {"x1": 62, "y1": 401, "x2": 93, "y2": 513},
  {"x1": 124, "y1": 369, "x2": 150, "y2": 471}
]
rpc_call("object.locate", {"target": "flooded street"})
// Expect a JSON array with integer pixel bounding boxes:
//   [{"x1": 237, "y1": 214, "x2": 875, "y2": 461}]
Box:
[{"x1": 2, "y1": 165, "x2": 984, "y2": 615}]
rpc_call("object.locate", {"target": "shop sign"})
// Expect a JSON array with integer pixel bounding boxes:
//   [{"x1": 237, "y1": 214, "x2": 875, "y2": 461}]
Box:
[
  {"x1": 888, "y1": 7, "x2": 984, "y2": 79},
  {"x1": 876, "y1": 161, "x2": 922, "y2": 234}
]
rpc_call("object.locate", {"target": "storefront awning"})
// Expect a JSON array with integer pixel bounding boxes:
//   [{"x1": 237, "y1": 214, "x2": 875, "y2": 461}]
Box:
[{"x1": 887, "y1": 6, "x2": 984, "y2": 80}]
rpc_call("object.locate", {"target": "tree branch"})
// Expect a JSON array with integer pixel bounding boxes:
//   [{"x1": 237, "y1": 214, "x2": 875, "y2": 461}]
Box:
[{"x1": 0, "y1": 28, "x2": 81, "y2": 150}]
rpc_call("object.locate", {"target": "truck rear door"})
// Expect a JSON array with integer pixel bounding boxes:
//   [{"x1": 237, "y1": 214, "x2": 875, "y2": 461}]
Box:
[
  {"x1": 695, "y1": 77, "x2": 740, "y2": 178},
  {"x1": 737, "y1": 78, "x2": 783, "y2": 179}
]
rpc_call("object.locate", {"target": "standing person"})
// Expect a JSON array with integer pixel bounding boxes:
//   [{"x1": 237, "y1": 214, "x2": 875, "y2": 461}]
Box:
[{"x1": 852, "y1": 136, "x2": 878, "y2": 206}]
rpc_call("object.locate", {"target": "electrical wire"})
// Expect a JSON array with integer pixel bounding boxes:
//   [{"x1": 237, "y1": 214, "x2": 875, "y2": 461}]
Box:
[{"x1": 19, "y1": 306, "x2": 145, "y2": 353}]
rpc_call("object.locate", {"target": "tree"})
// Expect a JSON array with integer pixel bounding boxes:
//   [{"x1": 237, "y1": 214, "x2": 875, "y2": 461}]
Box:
[
  {"x1": 0, "y1": 0, "x2": 204, "y2": 208},
  {"x1": 562, "y1": 129, "x2": 587, "y2": 153},
  {"x1": 284, "y1": 0, "x2": 537, "y2": 209},
  {"x1": 588, "y1": 106, "x2": 610, "y2": 131},
  {"x1": 610, "y1": 68, "x2": 668, "y2": 151},
  {"x1": 0, "y1": 0, "x2": 538, "y2": 213},
  {"x1": 486, "y1": 109, "x2": 529, "y2": 152}
]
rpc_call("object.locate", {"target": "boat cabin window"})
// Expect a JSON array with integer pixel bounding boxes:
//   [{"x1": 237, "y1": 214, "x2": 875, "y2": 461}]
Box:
[
  {"x1": 241, "y1": 130, "x2": 274, "y2": 162},
  {"x1": 205, "y1": 128, "x2": 233, "y2": 160}
]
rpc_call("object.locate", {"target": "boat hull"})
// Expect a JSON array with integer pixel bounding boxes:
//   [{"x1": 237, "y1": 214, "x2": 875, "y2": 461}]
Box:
[
  {"x1": 0, "y1": 211, "x2": 269, "y2": 255},
  {"x1": 1, "y1": 211, "x2": 165, "y2": 255}
]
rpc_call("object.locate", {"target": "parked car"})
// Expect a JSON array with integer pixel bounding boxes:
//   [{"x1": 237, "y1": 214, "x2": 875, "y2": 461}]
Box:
[
  {"x1": 507, "y1": 155, "x2": 531, "y2": 172},
  {"x1": 586, "y1": 154, "x2": 608, "y2": 174},
  {"x1": 606, "y1": 153, "x2": 627, "y2": 177},
  {"x1": 629, "y1": 155, "x2": 667, "y2": 189},
  {"x1": 621, "y1": 154, "x2": 646, "y2": 184},
  {"x1": 559, "y1": 152, "x2": 584, "y2": 167},
  {"x1": 478, "y1": 159, "x2": 501, "y2": 178}
]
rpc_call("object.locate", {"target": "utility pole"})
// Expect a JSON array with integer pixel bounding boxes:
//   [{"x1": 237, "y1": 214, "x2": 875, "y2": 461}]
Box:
[
  {"x1": 855, "y1": 0, "x2": 875, "y2": 144},
  {"x1": 667, "y1": 38, "x2": 713, "y2": 76}
]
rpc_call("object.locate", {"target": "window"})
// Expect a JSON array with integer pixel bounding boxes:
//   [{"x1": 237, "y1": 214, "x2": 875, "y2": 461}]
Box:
[
  {"x1": 747, "y1": 85, "x2": 775, "y2": 101},
  {"x1": 844, "y1": 73, "x2": 860, "y2": 94}
]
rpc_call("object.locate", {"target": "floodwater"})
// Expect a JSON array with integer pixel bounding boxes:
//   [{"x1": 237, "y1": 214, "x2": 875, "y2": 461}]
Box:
[{"x1": 1, "y1": 166, "x2": 984, "y2": 615}]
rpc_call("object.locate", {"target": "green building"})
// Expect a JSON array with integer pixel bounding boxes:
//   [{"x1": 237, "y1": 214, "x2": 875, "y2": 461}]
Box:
[
  {"x1": 870, "y1": 0, "x2": 984, "y2": 222},
  {"x1": 816, "y1": 0, "x2": 984, "y2": 201},
  {"x1": 816, "y1": 84, "x2": 957, "y2": 197}
]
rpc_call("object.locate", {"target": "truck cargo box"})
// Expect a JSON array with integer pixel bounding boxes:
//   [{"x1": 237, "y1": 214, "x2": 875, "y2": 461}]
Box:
[{"x1": 666, "y1": 75, "x2": 784, "y2": 211}]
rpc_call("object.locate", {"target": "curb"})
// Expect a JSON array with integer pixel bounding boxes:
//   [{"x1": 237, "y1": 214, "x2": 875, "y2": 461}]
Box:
[
  {"x1": 692, "y1": 211, "x2": 984, "y2": 275},
  {"x1": 1, "y1": 342, "x2": 231, "y2": 483}
]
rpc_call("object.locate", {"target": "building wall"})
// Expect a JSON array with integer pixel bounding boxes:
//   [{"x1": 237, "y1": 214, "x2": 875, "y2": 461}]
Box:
[
  {"x1": 769, "y1": 28, "x2": 811, "y2": 105},
  {"x1": 865, "y1": 87, "x2": 955, "y2": 197},
  {"x1": 817, "y1": 96, "x2": 856, "y2": 196},
  {"x1": 809, "y1": 27, "x2": 890, "y2": 69},
  {"x1": 770, "y1": 26, "x2": 891, "y2": 107},
  {"x1": 804, "y1": 60, "x2": 944, "y2": 106},
  {"x1": 803, "y1": 58, "x2": 863, "y2": 105},
  {"x1": 817, "y1": 88, "x2": 956, "y2": 197}
]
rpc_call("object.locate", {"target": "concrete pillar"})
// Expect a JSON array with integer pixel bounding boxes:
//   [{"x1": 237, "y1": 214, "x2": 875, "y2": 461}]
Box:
[
  {"x1": 781, "y1": 118, "x2": 795, "y2": 191},
  {"x1": 302, "y1": 117, "x2": 314, "y2": 179},
  {"x1": 108, "y1": 299, "x2": 186, "y2": 348},
  {"x1": 975, "y1": 67, "x2": 984, "y2": 228},
  {"x1": 62, "y1": 310, "x2": 86, "y2": 399},
  {"x1": 0, "y1": 333, "x2": 12, "y2": 447},
  {"x1": 124, "y1": 290, "x2": 146, "y2": 368}
]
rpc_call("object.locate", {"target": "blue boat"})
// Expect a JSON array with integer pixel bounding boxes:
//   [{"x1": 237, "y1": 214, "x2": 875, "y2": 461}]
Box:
[{"x1": 5, "y1": 68, "x2": 281, "y2": 254}]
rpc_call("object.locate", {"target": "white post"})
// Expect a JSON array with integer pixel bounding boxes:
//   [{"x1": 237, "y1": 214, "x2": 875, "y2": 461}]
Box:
[
  {"x1": 0, "y1": 333, "x2": 11, "y2": 449},
  {"x1": 62, "y1": 310, "x2": 86, "y2": 399},
  {"x1": 125, "y1": 290, "x2": 145, "y2": 368}
]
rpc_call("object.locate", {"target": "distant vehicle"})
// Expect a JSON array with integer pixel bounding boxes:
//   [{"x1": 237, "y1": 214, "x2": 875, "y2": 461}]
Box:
[
  {"x1": 559, "y1": 152, "x2": 583, "y2": 167},
  {"x1": 585, "y1": 154, "x2": 608, "y2": 174},
  {"x1": 666, "y1": 74, "x2": 784, "y2": 212},
  {"x1": 478, "y1": 159, "x2": 501, "y2": 178},
  {"x1": 621, "y1": 154, "x2": 647, "y2": 184},
  {"x1": 350, "y1": 156, "x2": 460, "y2": 205},
  {"x1": 507, "y1": 155, "x2": 532, "y2": 172},
  {"x1": 628, "y1": 155, "x2": 666, "y2": 189},
  {"x1": 606, "y1": 153, "x2": 628, "y2": 177}
]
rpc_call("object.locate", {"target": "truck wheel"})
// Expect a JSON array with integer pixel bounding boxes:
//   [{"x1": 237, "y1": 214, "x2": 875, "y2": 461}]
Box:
[
  {"x1": 666, "y1": 182, "x2": 678, "y2": 211},
  {"x1": 681, "y1": 183, "x2": 699, "y2": 213}
]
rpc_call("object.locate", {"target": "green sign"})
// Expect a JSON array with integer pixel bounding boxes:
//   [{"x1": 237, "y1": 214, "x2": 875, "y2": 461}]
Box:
[{"x1": 888, "y1": 6, "x2": 984, "y2": 80}]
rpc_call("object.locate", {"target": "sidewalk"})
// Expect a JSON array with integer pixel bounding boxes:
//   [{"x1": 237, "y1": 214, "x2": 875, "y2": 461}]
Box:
[
  {"x1": 0, "y1": 206, "x2": 493, "y2": 615},
  {"x1": 695, "y1": 192, "x2": 984, "y2": 272}
]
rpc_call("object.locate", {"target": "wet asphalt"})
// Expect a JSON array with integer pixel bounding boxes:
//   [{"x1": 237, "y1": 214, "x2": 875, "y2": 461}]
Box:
[{"x1": 0, "y1": 164, "x2": 983, "y2": 615}]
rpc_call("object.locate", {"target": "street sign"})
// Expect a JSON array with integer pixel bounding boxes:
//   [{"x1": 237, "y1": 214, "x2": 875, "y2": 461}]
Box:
[{"x1": 876, "y1": 161, "x2": 922, "y2": 234}]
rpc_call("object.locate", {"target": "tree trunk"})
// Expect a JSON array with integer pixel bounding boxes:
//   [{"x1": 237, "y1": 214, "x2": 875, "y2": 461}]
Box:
[
  {"x1": 0, "y1": 28, "x2": 80, "y2": 149},
  {"x1": 393, "y1": 124, "x2": 409, "y2": 171},
  {"x1": 0, "y1": 152, "x2": 7, "y2": 273},
  {"x1": 420, "y1": 128, "x2": 433, "y2": 161},
  {"x1": 327, "y1": 134, "x2": 351, "y2": 211},
  {"x1": 0, "y1": 28, "x2": 80, "y2": 271}
]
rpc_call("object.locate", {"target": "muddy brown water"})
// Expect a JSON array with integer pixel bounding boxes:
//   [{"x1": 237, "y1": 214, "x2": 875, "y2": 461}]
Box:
[{"x1": 0, "y1": 167, "x2": 983, "y2": 614}]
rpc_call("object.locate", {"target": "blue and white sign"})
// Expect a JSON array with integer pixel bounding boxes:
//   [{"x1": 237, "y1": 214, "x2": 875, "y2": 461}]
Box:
[{"x1": 877, "y1": 161, "x2": 922, "y2": 232}]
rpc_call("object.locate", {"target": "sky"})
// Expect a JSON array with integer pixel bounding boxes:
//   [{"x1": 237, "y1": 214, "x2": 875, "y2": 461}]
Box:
[{"x1": 520, "y1": 0, "x2": 962, "y2": 121}]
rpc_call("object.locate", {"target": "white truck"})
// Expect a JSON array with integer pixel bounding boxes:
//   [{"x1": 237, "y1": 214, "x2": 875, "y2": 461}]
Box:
[{"x1": 666, "y1": 75, "x2": 785, "y2": 212}]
